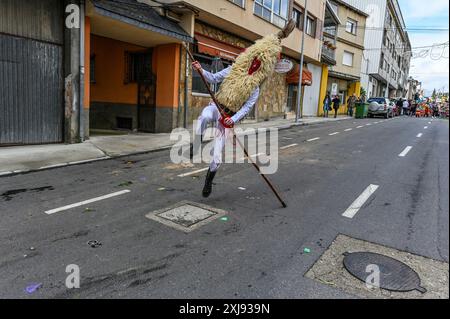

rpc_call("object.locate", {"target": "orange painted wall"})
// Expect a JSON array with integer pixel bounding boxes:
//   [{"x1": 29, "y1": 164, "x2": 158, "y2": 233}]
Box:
[
  {"x1": 155, "y1": 43, "x2": 180, "y2": 108},
  {"x1": 90, "y1": 35, "x2": 146, "y2": 105},
  {"x1": 84, "y1": 17, "x2": 90, "y2": 109}
]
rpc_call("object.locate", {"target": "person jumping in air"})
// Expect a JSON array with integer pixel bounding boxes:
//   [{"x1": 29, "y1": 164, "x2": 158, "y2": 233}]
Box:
[{"x1": 191, "y1": 61, "x2": 260, "y2": 198}]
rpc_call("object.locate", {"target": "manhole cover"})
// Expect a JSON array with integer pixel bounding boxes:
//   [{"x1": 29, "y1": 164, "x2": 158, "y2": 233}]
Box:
[
  {"x1": 146, "y1": 201, "x2": 227, "y2": 232},
  {"x1": 343, "y1": 252, "x2": 427, "y2": 293}
]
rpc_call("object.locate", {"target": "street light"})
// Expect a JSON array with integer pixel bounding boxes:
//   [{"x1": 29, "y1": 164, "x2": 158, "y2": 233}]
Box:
[{"x1": 295, "y1": 0, "x2": 308, "y2": 123}]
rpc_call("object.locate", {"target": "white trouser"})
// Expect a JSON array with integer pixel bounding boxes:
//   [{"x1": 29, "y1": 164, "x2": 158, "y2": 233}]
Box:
[{"x1": 196, "y1": 104, "x2": 229, "y2": 172}]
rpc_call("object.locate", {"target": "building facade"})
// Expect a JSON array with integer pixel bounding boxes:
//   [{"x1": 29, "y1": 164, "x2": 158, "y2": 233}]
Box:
[
  {"x1": 1, "y1": 0, "x2": 329, "y2": 145},
  {"x1": 342, "y1": 0, "x2": 411, "y2": 99}
]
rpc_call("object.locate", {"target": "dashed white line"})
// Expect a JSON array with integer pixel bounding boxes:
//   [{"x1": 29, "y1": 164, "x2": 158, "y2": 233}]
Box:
[
  {"x1": 424, "y1": 126, "x2": 428, "y2": 129},
  {"x1": 344, "y1": 128, "x2": 353, "y2": 132},
  {"x1": 178, "y1": 167, "x2": 209, "y2": 177},
  {"x1": 307, "y1": 137, "x2": 321, "y2": 142},
  {"x1": 342, "y1": 184, "x2": 379, "y2": 219},
  {"x1": 280, "y1": 143, "x2": 298, "y2": 150},
  {"x1": 417, "y1": 133, "x2": 423, "y2": 138},
  {"x1": 399, "y1": 146, "x2": 413, "y2": 157},
  {"x1": 329, "y1": 132, "x2": 340, "y2": 136},
  {"x1": 366, "y1": 123, "x2": 372, "y2": 126},
  {"x1": 357, "y1": 125, "x2": 364, "y2": 128},
  {"x1": 45, "y1": 190, "x2": 131, "y2": 215}
]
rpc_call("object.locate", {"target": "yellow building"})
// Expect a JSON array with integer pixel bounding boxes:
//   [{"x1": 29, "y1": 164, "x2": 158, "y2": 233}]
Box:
[{"x1": 319, "y1": 0, "x2": 367, "y2": 116}]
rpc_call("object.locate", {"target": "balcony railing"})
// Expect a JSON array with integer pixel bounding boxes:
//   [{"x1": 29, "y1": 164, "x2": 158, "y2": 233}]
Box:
[{"x1": 322, "y1": 35, "x2": 336, "y2": 63}]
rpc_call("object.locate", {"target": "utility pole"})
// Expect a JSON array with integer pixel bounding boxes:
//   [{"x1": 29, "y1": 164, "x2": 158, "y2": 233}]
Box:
[{"x1": 295, "y1": 0, "x2": 308, "y2": 123}]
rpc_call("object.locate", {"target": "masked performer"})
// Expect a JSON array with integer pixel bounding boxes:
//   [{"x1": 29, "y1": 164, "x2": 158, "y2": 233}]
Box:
[{"x1": 191, "y1": 21, "x2": 295, "y2": 198}]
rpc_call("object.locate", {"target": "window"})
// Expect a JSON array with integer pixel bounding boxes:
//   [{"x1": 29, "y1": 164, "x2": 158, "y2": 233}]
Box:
[
  {"x1": 254, "y1": 0, "x2": 289, "y2": 28},
  {"x1": 228, "y1": 0, "x2": 245, "y2": 8},
  {"x1": 329, "y1": 1, "x2": 339, "y2": 15},
  {"x1": 346, "y1": 18, "x2": 357, "y2": 35},
  {"x1": 292, "y1": 8, "x2": 303, "y2": 30},
  {"x1": 124, "y1": 51, "x2": 152, "y2": 84},
  {"x1": 192, "y1": 54, "x2": 231, "y2": 95},
  {"x1": 306, "y1": 15, "x2": 316, "y2": 36},
  {"x1": 343, "y1": 51, "x2": 354, "y2": 67},
  {"x1": 90, "y1": 54, "x2": 96, "y2": 84}
]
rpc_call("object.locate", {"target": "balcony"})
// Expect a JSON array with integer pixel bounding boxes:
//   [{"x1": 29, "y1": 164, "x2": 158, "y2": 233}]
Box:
[{"x1": 322, "y1": 35, "x2": 336, "y2": 65}]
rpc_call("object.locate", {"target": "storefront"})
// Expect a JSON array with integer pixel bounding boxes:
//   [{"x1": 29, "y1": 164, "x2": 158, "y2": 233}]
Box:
[{"x1": 86, "y1": 0, "x2": 192, "y2": 134}]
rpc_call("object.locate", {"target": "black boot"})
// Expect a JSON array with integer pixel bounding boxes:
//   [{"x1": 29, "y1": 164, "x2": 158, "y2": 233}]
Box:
[{"x1": 202, "y1": 169, "x2": 217, "y2": 198}]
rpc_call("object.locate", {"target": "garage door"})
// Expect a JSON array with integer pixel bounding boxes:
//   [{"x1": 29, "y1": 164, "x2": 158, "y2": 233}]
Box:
[{"x1": 0, "y1": 0, "x2": 64, "y2": 145}]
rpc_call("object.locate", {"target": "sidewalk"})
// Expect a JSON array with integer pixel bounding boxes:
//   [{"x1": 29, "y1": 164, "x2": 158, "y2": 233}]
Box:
[{"x1": 0, "y1": 116, "x2": 351, "y2": 176}]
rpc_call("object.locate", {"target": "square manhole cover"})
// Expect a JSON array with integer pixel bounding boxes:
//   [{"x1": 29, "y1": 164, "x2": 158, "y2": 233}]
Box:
[{"x1": 146, "y1": 201, "x2": 227, "y2": 232}]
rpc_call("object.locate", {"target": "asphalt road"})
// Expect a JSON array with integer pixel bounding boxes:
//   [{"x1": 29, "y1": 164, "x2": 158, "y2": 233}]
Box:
[{"x1": 0, "y1": 116, "x2": 448, "y2": 299}]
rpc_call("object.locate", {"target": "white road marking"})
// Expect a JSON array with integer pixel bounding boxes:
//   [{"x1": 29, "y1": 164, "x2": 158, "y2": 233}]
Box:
[
  {"x1": 399, "y1": 146, "x2": 413, "y2": 157},
  {"x1": 357, "y1": 125, "x2": 364, "y2": 128},
  {"x1": 424, "y1": 126, "x2": 428, "y2": 129},
  {"x1": 366, "y1": 123, "x2": 372, "y2": 126},
  {"x1": 45, "y1": 190, "x2": 131, "y2": 215},
  {"x1": 307, "y1": 137, "x2": 320, "y2": 142},
  {"x1": 0, "y1": 171, "x2": 13, "y2": 176},
  {"x1": 280, "y1": 144, "x2": 298, "y2": 150},
  {"x1": 417, "y1": 133, "x2": 423, "y2": 138},
  {"x1": 342, "y1": 184, "x2": 379, "y2": 219},
  {"x1": 178, "y1": 167, "x2": 209, "y2": 177},
  {"x1": 428, "y1": 122, "x2": 431, "y2": 124},
  {"x1": 344, "y1": 128, "x2": 353, "y2": 132},
  {"x1": 329, "y1": 132, "x2": 340, "y2": 136}
]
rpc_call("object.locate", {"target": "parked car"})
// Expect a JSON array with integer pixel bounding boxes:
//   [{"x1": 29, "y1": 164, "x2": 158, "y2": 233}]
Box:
[{"x1": 367, "y1": 97, "x2": 394, "y2": 119}]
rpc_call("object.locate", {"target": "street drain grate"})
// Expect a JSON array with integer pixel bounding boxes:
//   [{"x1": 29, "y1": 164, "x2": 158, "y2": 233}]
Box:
[
  {"x1": 146, "y1": 201, "x2": 227, "y2": 232},
  {"x1": 343, "y1": 252, "x2": 427, "y2": 293}
]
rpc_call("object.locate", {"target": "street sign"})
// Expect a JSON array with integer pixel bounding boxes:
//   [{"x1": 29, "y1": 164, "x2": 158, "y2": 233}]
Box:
[{"x1": 274, "y1": 59, "x2": 294, "y2": 73}]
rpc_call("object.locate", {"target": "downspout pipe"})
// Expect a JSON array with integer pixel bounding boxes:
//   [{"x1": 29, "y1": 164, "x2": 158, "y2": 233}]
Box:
[{"x1": 79, "y1": 0, "x2": 86, "y2": 141}]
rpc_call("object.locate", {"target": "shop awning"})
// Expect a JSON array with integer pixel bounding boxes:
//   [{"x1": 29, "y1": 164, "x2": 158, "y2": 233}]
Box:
[
  {"x1": 91, "y1": 0, "x2": 193, "y2": 43},
  {"x1": 286, "y1": 65, "x2": 313, "y2": 86},
  {"x1": 195, "y1": 33, "x2": 245, "y2": 61}
]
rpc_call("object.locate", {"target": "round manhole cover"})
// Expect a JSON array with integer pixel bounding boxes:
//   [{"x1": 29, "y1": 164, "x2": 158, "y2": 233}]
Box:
[{"x1": 343, "y1": 252, "x2": 427, "y2": 293}]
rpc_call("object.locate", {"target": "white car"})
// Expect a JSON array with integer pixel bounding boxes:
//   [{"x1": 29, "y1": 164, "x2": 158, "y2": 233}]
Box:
[{"x1": 367, "y1": 97, "x2": 394, "y2": 119}]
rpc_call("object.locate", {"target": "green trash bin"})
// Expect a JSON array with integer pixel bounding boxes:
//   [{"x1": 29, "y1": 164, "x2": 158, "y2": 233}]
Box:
[{"x1": 355, "y1": 102, "x2": 369, "y2": 119}]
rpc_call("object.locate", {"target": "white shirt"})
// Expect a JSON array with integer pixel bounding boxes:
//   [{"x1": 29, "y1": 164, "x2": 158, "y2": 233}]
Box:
[{"x1": 202, "y1": 66, "x2": 260, "y2": 123}]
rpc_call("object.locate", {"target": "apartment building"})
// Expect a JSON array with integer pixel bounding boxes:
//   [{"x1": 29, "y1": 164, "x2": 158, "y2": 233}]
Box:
[
  {"x1": 320, "y1": 0, "x2": 368, "y2": 115},
  {"x1": 342, "y1": 0, "x2": 412, "y2": 99}
]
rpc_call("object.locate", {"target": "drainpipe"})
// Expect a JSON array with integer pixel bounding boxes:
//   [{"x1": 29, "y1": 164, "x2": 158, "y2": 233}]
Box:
[
  {"x1": 295, "y1": 0, "x2": 308, "y2": 122},
  {"x1": 184, "y1": 49, "x2": 189, "y2": 129},
  {"x1": 79, "y1": 0, "x2": 85, "y2": 141}
]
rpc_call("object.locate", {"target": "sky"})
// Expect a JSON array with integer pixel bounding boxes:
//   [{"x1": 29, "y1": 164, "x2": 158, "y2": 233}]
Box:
[{"x1": 398, "y1": 0, "x2": 449, "y2": 96}]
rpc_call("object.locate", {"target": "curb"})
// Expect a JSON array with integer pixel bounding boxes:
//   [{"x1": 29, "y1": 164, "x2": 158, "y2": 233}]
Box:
[{"x1": 0, "y1": 117, "x2": 353, "y2": 178}]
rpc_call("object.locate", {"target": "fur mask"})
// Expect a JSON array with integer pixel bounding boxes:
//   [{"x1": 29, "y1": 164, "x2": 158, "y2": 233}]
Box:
[{"x1": 216, "y1": 20, "x2": 296, "y2": 112}]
